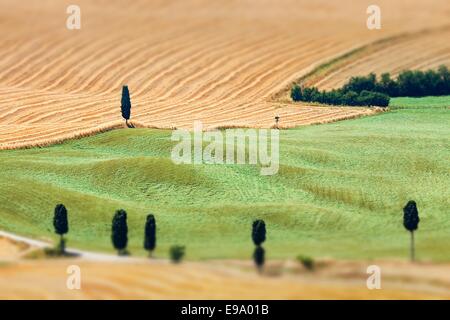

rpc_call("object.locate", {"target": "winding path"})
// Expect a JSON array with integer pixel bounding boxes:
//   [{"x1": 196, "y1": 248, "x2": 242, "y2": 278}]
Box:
[{"x1": 0, "y1": 230, "x2": 144, "y2": 262}]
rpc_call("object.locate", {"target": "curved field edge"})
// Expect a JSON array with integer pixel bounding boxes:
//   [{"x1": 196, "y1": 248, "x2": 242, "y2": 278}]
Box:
[
  {"x1": 0, "y1": 109, "x2": 381, "y2": 150},
  {"x1": 2, "y1": 0, "x2": 450, "y2": 150},
  {"x1": 0, "y1": 121, "x2": 168, "y2": 150},
  {"x1": 271, "y1": 24, "x2": 450, "y2": 104},
  {"x1": 0, "y1": 98, "x2": 449, "y2": 261}
]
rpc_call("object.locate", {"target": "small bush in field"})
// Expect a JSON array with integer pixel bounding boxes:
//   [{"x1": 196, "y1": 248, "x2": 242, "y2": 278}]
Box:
[
  {"x1": 297, "y1": 255, "x2": 315, "y2": 271},
  {"x1": 170, "y1": 245, "x2": 185, "y2": 263}
]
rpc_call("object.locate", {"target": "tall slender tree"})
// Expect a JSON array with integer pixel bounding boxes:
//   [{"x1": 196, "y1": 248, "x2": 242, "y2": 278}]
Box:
[
  {"x1": 403, "y1": 200, "x2": 420, "y2": 262},
  {"x1": 121, "y1": 85, "x2": 131, "y2": 126},
  {"x1": 112, "y1": 209, "x2": 128, "y2": 255},
  {"x1": 53, "y1": 204, "x2": 69, "y2": 254},
  {"x1": 252, "y1": 219, "x2": 266, "y2": 246},
  {"x1": 144, "y1": 214, "x2": 156, "y2": 257}
]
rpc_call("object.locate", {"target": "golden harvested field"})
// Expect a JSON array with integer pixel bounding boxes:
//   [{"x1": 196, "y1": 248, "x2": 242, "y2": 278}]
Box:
[
  {"x1": 1, "y1": 258, "x2": 450, "y2": 299},
  {"x1": 1, "y1": 0, "x2": 450, "y2": 148},
  {"x1": 1, "y1": 236, "x2": 449, "y2": 299},
  {"x1": 311, "y1": 26, "x2": 450, "y2": 91}
]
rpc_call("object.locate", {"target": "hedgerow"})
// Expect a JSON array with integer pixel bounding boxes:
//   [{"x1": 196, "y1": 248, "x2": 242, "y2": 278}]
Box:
[{"x1": 291, "y1": 65, "x2": 450, "y2": 107}]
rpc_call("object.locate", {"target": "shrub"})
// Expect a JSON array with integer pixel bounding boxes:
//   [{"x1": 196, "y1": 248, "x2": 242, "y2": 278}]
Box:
[
  {"x1": 297, "y1": 255, "x2": 315, "y2": 271},
  {"x1": 342, "y1": 73, "x2": 377, "y2": 93},
  {"x1": 375, "y1": 73, "x2": 399, "y2": 97},
  {"x1": 356, "y1": 90, "x2": 390, "y2": 107},
  {"x1": 170, "y1": 245, "x2": 185, "y2": 263},
  {"x1": 341, "y1": 90, "x2": 359, "y2": 106},
  {"x1": 302, "y1": 87, "x2": 319, "y2": 102}
]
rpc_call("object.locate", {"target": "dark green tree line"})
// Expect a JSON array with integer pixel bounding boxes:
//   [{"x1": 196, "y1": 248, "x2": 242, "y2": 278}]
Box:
[{"x1": 291, "y1": 65, "x2": 450, "y2": 107}]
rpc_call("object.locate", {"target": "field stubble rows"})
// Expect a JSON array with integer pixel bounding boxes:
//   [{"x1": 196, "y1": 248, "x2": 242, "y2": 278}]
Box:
[{"x1": 1, "y1": 0, "x2": 450, "y2": 148}]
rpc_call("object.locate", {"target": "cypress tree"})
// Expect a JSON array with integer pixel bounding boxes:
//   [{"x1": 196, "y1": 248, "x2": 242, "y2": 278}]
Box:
[
  {"x1": 121, "y1": 85, "x2": 131, "y2": 125},
  {"x1": 53, "y1": 204, "x2": 69, "y2": 254},
  {"x1": 144, "y1": 214, "x2": 156, "y2": 257},
  {"x1": 403, "y1": 200, "x2": 420, "y2": 262},
  {"x1": 252, "y1": 219, "x2": 266, "y2": 246},
  {"x1": 112, "y1": 209, "x2": 128, "y2": 255}
]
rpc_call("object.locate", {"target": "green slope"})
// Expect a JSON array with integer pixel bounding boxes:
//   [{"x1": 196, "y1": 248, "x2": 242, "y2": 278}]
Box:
[{"x1": 0, "y1": 96, "x2": 449, "y2": 260}]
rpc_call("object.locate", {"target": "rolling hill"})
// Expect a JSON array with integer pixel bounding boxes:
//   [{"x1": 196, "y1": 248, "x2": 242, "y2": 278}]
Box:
[{"x1": 0, "y1": 97, "x2": 448, "y2": 260}]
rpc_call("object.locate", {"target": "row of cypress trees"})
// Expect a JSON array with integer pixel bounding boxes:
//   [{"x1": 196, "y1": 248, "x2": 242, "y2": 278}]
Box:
[
  {"x1": 251, "y1": 200, "x2": 420, "y2": 273},
  {"x1": 53, "y1": 206, "x2": 156, "y2": 257},
  {"x1": 52, "y1": 200, "x2": 420, "y2": 268}
]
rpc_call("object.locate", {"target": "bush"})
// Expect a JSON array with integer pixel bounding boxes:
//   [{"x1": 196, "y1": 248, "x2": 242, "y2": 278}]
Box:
[
  {"x1": 302, "y1": 87, "x2": 319, "y2": 102},
  {"x1": 297, "y1": 255, "x2": 315, "y2": 271},
  {"x1": 356, "y1": 90, "x2": 390, "y2": 107},
  {"x1": 375, "y1": 73, "x2": 399, "y2": 96},
  {"x1": 341, "y1": 90, "x2": 359, "y2": 106},
  {"x1": 342, "y1": 73, "x2": 377, "y2": 93},
  {"x1": 170, "y1": 245, "x2": 185, "y2": 263}
]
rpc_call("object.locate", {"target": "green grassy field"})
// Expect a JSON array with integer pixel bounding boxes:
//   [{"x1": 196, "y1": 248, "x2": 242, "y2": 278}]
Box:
[{"x1": 0, "y1": 96, "x2": 449, "y2": 261}]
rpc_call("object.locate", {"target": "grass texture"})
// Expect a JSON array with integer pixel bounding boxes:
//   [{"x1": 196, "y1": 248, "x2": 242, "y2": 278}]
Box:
[{"x1": 0, "y1": 96, "x2": 448, "y2": 260}]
